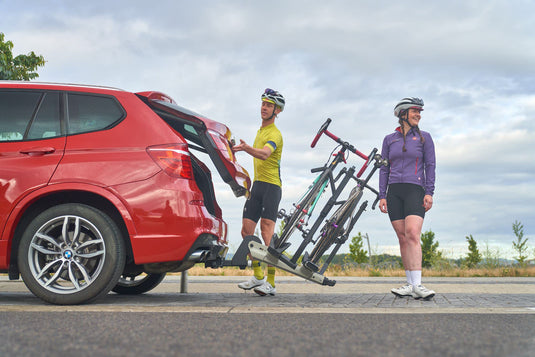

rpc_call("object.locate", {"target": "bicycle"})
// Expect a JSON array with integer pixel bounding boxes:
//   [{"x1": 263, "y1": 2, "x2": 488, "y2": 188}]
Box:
[
  {"x1": 268, "y1": 118, "x2": 383, "y2": 269},
  {"x1": 219, "y1": 118, "x2": 387, "y2": 287},
  {"x1": 302, "y1": 149, "x2": 388, "y2": 274}
]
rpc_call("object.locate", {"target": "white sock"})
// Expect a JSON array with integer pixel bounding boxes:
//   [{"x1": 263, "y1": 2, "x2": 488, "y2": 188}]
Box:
[
  {"x1": 410, "y1": 270, "x2": 422, "y2": 286},
  {"x1": 405, "y1": 270, "x2": 412, "y2": 285}
]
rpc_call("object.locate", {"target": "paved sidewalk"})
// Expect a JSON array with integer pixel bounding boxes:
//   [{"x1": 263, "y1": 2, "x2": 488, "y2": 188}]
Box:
[{"x1": 1, "y1": 275, "x2": 534, "y2": 313}]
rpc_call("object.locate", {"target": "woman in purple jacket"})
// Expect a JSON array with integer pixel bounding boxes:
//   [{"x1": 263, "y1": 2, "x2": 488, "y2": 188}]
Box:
[{"x1": 378, "y1": 97, "x2": 436, "y2": 299}]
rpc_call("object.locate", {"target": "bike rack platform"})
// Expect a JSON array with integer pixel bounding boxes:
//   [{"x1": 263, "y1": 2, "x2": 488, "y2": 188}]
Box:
[
  {"x1": 213, "y1": 235, "x2": 336, "y2": 287},
  {"x1": 248, "y1": 240, "x2": 336, "y2": 286}
]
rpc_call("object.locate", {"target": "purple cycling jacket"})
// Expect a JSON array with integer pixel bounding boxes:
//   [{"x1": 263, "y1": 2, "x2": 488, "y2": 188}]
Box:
[{"x1": 379, "y1": 126, "x2": 436, "y2": 199}]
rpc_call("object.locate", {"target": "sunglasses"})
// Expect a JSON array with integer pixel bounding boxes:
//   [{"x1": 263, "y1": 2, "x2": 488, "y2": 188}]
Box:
[{"x1": 264, "y1": 88, "x2": 277, "y2": 95}]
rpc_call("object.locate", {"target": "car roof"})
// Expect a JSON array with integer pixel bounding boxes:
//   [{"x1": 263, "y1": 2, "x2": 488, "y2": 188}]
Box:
[
  {"x1": 0, "y1": 81, "x2": 125, "y2": 93},
  {"x1": 1, "y1": 80, "x2": 251, "y2": 197}
]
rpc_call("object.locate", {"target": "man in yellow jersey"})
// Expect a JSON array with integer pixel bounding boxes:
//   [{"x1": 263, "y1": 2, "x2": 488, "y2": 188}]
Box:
[{"x1": 233, "y1": 88, "x2": 285, "y2": 296}]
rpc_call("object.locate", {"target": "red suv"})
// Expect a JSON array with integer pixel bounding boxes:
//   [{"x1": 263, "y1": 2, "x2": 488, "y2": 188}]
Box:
[{"x1": 0, "y1": 81, "x2": 250, "y2": 304}]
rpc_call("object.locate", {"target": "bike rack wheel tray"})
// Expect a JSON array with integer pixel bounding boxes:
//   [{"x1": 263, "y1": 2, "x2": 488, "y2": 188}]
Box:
[
  {"x1": 247, "y1": 240, "x2": 336, "y2": 286},
  {"x1": 211, "y1": 235, "x2": 335, "y2": 286}
]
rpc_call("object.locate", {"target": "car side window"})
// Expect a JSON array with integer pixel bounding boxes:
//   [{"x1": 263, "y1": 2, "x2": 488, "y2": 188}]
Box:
[
  {"x1": 27, "y1": 92, "x2": 61, "y2": 140},
  {"x1": 67, "y1": 93, "x2": 125, "y2": 135},
  {"x1": 0, "y1": 91, "x2": 42, "y2": 142}
]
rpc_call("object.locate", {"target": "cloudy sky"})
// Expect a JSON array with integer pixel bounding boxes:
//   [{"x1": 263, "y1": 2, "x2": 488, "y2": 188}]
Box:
[{"x1": 3, "y1": 0, "x2": 534, "y2": 259}]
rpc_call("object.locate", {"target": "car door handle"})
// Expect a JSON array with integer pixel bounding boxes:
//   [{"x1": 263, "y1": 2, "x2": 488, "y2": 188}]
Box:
[{"x1": 20, "y1": 147, "x2": 56, "y2": 156}]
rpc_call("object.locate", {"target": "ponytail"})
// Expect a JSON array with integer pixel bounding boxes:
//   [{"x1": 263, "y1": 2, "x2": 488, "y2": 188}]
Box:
[
  {"x1": 398, "y1": 118, "x2": 407, "y2": 152},
  {"x1": 414, "y1": 126, "x2": 425, "y2": 145}
]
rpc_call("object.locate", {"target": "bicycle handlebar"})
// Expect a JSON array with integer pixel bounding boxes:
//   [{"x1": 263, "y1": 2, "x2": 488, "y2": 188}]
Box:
[
  {"x1": 311, "y1": 118, "x2": 368, "y2": 161},
  {"x1": 354, "y1": 153, "x2": 388, "y2": 209},
  {"x1": 311, "y1": 118, "x2": 332, "y2": 148},
  {"x1": 355, "y1": 177, "x2": 381, "y2": 210}
]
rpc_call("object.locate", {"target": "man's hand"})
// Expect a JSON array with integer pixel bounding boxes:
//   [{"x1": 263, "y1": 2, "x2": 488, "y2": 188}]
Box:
[
  {"x1": 232, "y1": 139, "x2": 248, "y2": 152},
  {"x1": 233, "y1": 139, "x2": 271, "y2": 160}
]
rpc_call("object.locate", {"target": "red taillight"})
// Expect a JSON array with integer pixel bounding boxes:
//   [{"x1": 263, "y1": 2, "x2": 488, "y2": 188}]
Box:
[{"x1": 147, "y1": 144, "x2": 194, "y2": 179}]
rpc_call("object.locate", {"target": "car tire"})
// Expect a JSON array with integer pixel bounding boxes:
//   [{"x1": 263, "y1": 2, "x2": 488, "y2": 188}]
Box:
[
  {"x1": 18, "y1": 203, "x2": 126, "y2": 305},
  {"x1": 112, "y1": 273, "x2": 166, "y2": 295}
]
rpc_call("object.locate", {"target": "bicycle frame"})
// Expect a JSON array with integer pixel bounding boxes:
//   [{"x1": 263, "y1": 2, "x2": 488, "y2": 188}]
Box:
[
  {"x1": 273, "y1": 147, "x2": 354, "y2": 253},
  {"x1": 269, "y1": 119, "x2": 379, "y2": 265},
  {"x1": 288, "y1": 165, "x2": 356, "y2": 263},
  {"x1": 304, "y1": 153, "x2": 386, "y2": 274}
]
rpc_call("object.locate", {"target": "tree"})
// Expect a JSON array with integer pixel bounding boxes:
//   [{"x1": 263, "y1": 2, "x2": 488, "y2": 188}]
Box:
[
  {"x1": 464, "y1": 234, "x2": 482, "y2": 268},
  {"x1": 481, "y1": 240, "x2": 502, "y2": 269},
  {"x1": 0, "y1": 32, "x2": 45, "y2": 80},
  {"x1": 348, "y1": 232, "x2": 368, "y2": 264},
  {"x1": 512, "y1": 220, "x2": 529, "y2": 266},
  {"x1": 421, "y1": 230, "x2": 442, "y2": 268}
]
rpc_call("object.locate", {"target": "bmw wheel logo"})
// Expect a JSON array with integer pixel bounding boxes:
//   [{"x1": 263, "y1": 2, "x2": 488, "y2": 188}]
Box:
[{"x1": 64, "y1": 250, "x2": 73, "y2": 259}]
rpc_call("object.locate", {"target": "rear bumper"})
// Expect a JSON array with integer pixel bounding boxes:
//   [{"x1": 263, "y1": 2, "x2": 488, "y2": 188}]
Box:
[
  {"x1": 139, "y1": 233, "x2": 228, "y2": 274},
  {"x1": 129, "y1": 216, "x2": 227, "y2": 264}
]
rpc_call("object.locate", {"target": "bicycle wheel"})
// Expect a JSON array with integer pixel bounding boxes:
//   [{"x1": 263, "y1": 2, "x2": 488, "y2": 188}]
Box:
[
  {"x1": 308, "y1": 187, "x2": 363, "y2": 263},
  {"x1": 275, "y1": 176, "x2": 328, "y2": 249}
]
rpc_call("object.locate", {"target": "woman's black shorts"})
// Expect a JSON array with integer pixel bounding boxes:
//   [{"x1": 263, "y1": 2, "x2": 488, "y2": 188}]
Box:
[
  {"x1": 243, "y1": 181, "x2": 282, "y2": 222},
  {"x1": 386, "y1": 183, "x2": 425, "y2": 221}
]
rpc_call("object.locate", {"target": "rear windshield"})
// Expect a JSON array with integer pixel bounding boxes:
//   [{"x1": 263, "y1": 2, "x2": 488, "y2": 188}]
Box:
[{"x1": 148, "y1": 100, "x2": 208, "y2": 152}]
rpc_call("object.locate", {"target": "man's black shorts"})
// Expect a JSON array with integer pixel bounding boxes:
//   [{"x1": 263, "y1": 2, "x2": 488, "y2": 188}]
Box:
[
  {"x1": 243, "y1": 181, "x2": 282, "y2": 222},
  {"x1": 386, "y1": 183, "x2": 425, "y2": 221}
]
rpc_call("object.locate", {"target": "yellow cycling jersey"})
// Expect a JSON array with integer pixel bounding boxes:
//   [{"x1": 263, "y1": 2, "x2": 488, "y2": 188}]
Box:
[{"x1": 253, "y1": 123, "x2": 283, "y2": 187}]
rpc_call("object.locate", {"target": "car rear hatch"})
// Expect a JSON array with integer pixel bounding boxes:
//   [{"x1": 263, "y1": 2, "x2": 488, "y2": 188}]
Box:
[{"x1": 136, "y1": 91, "x2": 250, "y2": 198}]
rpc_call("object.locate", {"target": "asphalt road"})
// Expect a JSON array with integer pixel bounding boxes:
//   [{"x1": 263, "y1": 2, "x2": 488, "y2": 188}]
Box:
[{"x1": 1, "y1": 276, "x2": 534, "y2": 357}]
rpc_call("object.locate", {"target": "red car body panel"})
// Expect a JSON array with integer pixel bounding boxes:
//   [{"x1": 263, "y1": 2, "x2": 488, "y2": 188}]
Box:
[
  {"x1": 0, "y1": 81, "x2": 250, "y2": 272},
  {"x1": 110, "y1": 171, "x2": 225, "y2": 264},
  {"x1": 0, "y1": 182, "x2": 134, "y2": 267},
  {"x1": 0, "y1": 136, "x2": 66, "y2": 225}
]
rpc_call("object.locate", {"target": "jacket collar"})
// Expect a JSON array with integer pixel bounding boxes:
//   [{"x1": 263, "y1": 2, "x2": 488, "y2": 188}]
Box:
[{"x1": 395, "y1": 126, "x2": 417, "y2": 135}]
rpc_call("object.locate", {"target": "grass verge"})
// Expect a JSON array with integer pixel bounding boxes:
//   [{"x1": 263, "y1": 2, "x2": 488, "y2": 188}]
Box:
[{"x1": 185, "y1": 264, "x2": 535, "y2": 277}]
